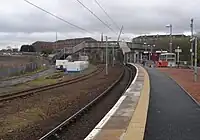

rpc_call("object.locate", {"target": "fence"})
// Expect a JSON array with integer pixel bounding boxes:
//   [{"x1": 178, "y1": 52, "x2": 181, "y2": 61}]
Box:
[{"x1": 0, "y1": 60, "x2": 47, "y2": 79}]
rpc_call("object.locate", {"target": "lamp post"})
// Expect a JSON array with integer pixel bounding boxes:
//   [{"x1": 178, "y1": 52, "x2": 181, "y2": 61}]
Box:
[
  {"x1": 166, "y1": 24, "x2": 173, "y2": 53},
  {"x1": 152, "y1": 44, "x2": 156, "y2": 53}
]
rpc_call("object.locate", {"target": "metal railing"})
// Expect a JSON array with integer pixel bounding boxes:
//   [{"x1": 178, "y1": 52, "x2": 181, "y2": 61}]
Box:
[{"x1": 0, "y1": 62, "x2": 46, "y2": 79}]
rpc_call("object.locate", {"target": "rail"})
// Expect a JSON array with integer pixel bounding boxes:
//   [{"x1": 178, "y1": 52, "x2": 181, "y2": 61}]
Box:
[
  {"x1": 0, "y1": 67, "x2": 104, "y2": 102},
  {"x1": 39, "y1": 64, "x2": 134, "y2": 140}
]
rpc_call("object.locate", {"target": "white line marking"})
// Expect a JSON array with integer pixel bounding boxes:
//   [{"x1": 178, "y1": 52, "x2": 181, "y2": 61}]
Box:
[
  {"x1": 84, "y1": 95, "x2": 126, "y2": 140},
  {"x1": 84, "y1": 129, "x2": 101, "y2": 140},
  {"x1": 95, "y1": 95, "x2": 126, "y2": 128},
  {"x1": 84, "y1": 63, "x2": 139, "y2": 140},
  {"x1": 130, "y1": 63, "x2": 138, "y2": 85},
  {"x1": 126, "y1": 87, "x2": 131, "y2": 92}
]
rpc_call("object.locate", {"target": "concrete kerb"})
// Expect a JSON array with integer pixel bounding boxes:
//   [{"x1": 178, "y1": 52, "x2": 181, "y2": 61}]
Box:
[
  {"x1": 122, "y1": 66, "x2": 150, "y2": 140},
  {"x1": 84, "y1": 64, "x2": 150, "y2": 140}
]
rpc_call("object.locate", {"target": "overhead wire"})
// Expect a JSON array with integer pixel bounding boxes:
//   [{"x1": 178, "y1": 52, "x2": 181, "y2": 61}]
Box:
[
  {"x1": 23, "y1": 0, "x2": 90, "y2": 33},
  {"x1": 75, "y1": 0, "x2": 117, "y2": 35},
  {"x1": 94, "y1": 0, "x2": 125, "y2": 40},
  {"x1": 94, "y1": 0, "x2": 120, "y2": 31}
]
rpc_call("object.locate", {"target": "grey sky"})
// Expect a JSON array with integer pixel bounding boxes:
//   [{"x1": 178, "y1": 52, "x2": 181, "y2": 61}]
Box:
[{"x1": 0, "y1": 0, "x2": 199, "y2": 49}]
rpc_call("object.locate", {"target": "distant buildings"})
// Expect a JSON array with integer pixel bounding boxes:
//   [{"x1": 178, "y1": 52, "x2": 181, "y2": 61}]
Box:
[
  {"x1": 28, "y1": 37, "x2": 97, "y2": 52},
  {"x1": 132, "y1": 34, "x2": 188, "y2": 44},
  {"x1": 0, "y1": 48, "x2": 19, "y2": 52},
  {"x1": 32, "y1": 41, "x2": 53, "y2": 52}
]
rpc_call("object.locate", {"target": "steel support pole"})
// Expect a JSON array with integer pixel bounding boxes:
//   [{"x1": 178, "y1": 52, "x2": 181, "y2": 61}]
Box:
[
  {"x1": 177, "y1": 46, "x2": 180, "y2": 65},
  {"x1": 64, "y1": 47, "x2": 65, "y2": 59},
  {"x1": 106, "y1": 36, "x2": 108, "y2": 75},
  {"x1": 149, "y1": 46, "x2": 151, "y2": 60},
  {"x1": 194, "y1": 37, "x2": 198, "y2": 82},
  {"x1": 127, "y1": 53, "x2": 129, "y2": 63},
  {"x1": 112, "y1": 45, "x2": 114, "y2": 67},
  {"x1": 191, "y1": 18, "x2": 194, "y2": 68},
  {"x1": 169, "y1": 25, "x2": 173, "y2": 53},
  {"x1": 56, "y1": 32, "x2": 57, "y2": 60}
]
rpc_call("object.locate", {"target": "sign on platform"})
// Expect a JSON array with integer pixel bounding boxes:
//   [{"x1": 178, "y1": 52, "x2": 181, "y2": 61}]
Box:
[{"x1": 175, "y1": 49, "x2": 182, "y2": 53}]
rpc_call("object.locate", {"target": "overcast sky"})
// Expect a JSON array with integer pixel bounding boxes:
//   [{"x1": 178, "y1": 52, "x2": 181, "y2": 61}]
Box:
[{"x1": 0, "y1": 0, "x2": 199, "y2": 49}]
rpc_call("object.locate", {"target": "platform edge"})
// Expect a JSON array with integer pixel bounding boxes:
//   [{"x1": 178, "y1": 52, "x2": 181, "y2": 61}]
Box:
[{"x1": 122, "y1": 66, "x2": 150, "y2": 140}]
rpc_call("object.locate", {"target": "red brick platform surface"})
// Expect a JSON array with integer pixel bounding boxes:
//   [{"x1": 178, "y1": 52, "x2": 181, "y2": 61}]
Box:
[{"x1": 158, "y1": 68, "x2": 200, "y2": 103}]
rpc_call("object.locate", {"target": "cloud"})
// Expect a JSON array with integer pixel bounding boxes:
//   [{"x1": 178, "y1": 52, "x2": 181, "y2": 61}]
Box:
[{"x1": 0, "y1": 0, "x2": 199, "y2": 49}]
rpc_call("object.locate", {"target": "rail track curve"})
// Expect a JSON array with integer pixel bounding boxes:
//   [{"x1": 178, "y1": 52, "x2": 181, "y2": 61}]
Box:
[
  {"x1": 39, "y1": 64, "x2": 135, "y2": 140},
  {"x1": 0, "y1": 67, "x2": 104, "y2": 102}
]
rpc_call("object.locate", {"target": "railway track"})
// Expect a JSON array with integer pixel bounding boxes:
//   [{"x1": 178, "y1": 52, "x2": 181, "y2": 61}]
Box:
[
  {"x1": 0, "y1": 67, "x2": 104, "y2": 102},
  {"x1": 39, "y1": 64, "x2": 135, "y2": 140}
]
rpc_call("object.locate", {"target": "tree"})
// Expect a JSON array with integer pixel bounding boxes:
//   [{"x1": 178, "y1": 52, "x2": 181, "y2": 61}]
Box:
[
  {"x1": 20, "y1": 45, "x2": 36, "y2": 52},
  {"x1": 41, "y1": 49, "x2": 53, "y2": 55}
]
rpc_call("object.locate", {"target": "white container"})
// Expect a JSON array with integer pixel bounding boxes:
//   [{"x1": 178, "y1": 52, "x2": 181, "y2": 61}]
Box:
[
  {"x1": 65, "y1": 62, "x2": 81, "y2": 72},
  {"x1": 74, "y1": 61, "x2": 89, "y2": 71},
  {"x1": 64, "y1": 61, "x2": 89, "y2": 72},
  {"x1": 56, "y1": 60, "x2": 69, "y2": 69}
]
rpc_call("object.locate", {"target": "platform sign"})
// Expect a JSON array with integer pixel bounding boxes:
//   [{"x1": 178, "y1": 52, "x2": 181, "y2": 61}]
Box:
[
  {"x1": 175, "y1": 48, "x2": 182, "y2": 53},
  {"x1": 175, "y1": 46, "x2": 182, "y2": 63}
]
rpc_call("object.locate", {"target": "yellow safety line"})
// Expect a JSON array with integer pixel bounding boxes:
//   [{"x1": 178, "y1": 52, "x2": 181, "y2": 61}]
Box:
[{"x1": 123, "y1": 67, "x2": 150, "y2": 140}]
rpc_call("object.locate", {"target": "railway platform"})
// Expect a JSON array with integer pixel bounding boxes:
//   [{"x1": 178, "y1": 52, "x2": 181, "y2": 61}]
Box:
[
  {"x1": 85, "y1": 64, "x2": 200, "y2": 140},
  {"x1": 144, "y1": 68, "x2": 200, "y2": 140},
  {"x1": 85, "y1": 63, "x2": 150, "y2": 140}
]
